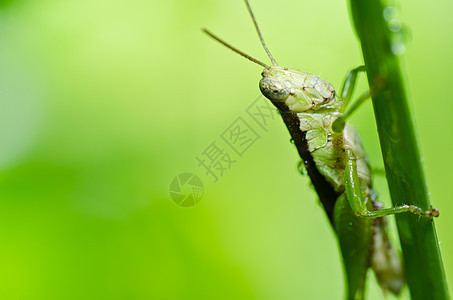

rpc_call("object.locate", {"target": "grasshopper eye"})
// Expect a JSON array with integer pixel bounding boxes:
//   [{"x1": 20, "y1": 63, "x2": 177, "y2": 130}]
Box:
[{"x1": 259, "y1": 77, "x2": 290, "y2": 101}]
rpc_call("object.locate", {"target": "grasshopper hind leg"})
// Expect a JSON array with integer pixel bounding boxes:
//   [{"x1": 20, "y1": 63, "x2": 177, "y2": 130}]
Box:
[
  {"x1": 370, "y1": 200, "x2": 404, "y2": 295},
  {"x1": 334, "y1": 193, "x2": 372, "y2": 300},
  {"x1": 344, "y1": 149, "x2": 439, "y2": 219},
  {"x1": 334, "y1": 194, "x2": 406, "y2": 298}
]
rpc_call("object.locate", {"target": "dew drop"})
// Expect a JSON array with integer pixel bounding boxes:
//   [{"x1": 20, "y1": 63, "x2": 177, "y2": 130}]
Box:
[
  {"x1": 391, "y1": 40, "x2": 406, "y2": 56},
  {"x1": 383, "y1": 6, "x2": 399, "y2": 21},
  {"x1": 383, "y1": 6, "x2": 410, "y2": 56},
  {"x1": 289, "y1": 138, "x2": 295, "y2": 144},
  {"x1": 388, "y1": 19, "x2": 402, "y2": 32},
  {"x1": 390, "y1": 28, "x2": 410, "y2": 56}
]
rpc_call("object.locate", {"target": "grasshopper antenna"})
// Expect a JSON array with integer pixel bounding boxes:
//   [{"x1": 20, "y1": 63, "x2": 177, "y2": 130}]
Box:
[
  {"x1": 202, "y1": 28, "x2": 270, "y2": 68},
  {"x1": 244, "y1": 0, "x2": 277, "y2": 66}
]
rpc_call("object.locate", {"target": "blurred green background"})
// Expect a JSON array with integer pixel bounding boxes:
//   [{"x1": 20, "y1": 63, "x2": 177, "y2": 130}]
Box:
[{"x1": 0, "y1": 0, "x2": 451, "y2": 299}]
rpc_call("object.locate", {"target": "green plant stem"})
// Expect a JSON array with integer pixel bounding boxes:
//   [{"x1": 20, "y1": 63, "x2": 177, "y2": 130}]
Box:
[{"x1": 348, "y1": 0, "x2": 449, "y2": 299}]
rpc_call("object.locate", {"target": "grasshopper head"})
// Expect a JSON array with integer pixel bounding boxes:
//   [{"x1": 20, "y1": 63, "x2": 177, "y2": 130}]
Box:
[
  {"x1": 259, "y1": 67, "x2": 291, "y2": 101},
  {"x1": 260, "y1": 66, "x2": 337, "y2": 113},
  {"x1": 203, "y1": 2, "x2": 337, "y2": 113}
]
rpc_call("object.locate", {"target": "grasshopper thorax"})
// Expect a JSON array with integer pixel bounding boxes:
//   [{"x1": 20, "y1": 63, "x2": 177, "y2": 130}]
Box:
[{"x1": 260, "y1": 66, "x2": 338, "y2": 113}]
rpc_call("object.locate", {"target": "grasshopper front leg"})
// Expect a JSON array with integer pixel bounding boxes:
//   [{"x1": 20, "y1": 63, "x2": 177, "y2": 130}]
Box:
[
  {"x1": 333, "y1": 66, "x2": 370, "y2": 132},
  {"x1": 340, "y1": 65, "x2": 366, "y2": 108},
  {"x1": 344, "y1": 149, "x2": 439, "y2": 219}
]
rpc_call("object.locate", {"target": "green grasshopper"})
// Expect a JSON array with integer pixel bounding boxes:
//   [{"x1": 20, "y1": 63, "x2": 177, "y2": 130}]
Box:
[{"x1": 203, "y1": 0, "x2": 439, "y2": 299}]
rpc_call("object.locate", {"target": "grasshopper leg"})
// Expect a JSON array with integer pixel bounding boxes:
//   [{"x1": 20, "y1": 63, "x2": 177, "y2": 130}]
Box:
[
  {"x1": 344, "y1": 149, "x2": 439, "y2": 219},
  {"x1": 340, "y1": 65, "x2": 366, "y2": 107},
  {"x1": 333, "y1": 66, "x2": 371, "y2": 132},
  {"x1": 333, "y1": 91, "x2": 371, "y2": 132}
]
